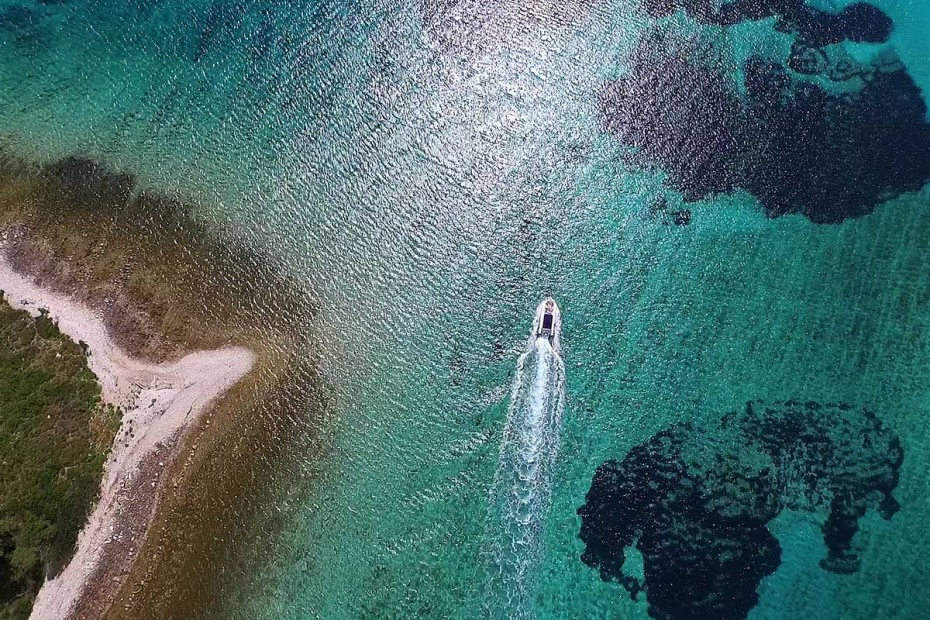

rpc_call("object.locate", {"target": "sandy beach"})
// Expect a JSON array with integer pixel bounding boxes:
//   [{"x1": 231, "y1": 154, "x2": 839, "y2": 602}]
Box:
[{"x1": 0, "y1": 255, "x2": 255, "y2": 620}]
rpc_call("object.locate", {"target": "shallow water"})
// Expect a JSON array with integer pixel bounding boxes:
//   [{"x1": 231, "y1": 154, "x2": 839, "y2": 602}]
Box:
[{"x1": 1, "y1": 0, "x2": 929, "y2": 618}]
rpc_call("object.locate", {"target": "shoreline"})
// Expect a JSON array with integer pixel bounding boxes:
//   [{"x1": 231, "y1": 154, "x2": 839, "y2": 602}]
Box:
[{"x1": 0, "y1": 255, "x2": 256, "y2": 620}]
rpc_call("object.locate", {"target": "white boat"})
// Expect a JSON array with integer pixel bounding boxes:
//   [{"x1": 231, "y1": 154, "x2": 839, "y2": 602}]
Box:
[{"x1": 532, "y1": 297, "x2": 561, "y2": 352}]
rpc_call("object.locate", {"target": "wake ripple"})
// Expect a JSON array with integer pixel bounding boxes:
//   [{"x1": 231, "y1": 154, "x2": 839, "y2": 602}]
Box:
[{"x1": 483, "y1": 336, "x2": 566, "y2": 619}]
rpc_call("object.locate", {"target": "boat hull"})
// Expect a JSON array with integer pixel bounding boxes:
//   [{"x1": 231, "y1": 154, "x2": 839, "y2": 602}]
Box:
[{"x1": 531, "y1": 297, "x2": 562, "y2": 352}]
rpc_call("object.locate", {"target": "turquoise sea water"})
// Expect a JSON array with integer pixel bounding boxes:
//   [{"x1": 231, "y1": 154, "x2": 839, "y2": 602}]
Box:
[{"x1": 2, "y1": 0, "x2": 930, "y2": 618}]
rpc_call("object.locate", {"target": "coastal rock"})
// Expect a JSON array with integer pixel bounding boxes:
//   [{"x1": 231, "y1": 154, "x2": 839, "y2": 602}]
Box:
[{"x1": 577, "y1": 400, "x2": 903, "y2": 620}]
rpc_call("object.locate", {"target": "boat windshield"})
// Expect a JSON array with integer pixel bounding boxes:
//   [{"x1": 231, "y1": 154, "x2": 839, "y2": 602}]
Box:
[{"x1": 542, "y1": 313, "x2": 554, "y2": 330}]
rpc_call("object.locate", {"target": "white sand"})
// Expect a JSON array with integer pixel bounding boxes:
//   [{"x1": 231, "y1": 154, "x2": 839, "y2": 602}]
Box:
[{"x1": 0, "y1": 257, "x2": 255, "y2": 620}]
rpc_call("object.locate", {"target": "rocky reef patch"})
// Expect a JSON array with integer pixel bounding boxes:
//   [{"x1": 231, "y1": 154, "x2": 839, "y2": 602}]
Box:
[
  {"x1": 642, "y1": 0, "x2": 893, "y2": 47},
  {"x1": 599, "y1": 31, "x2": 930, "y2": 223},
  {"x1": 599, "y1": 0, "x2": 930, "y2": 224},
  {"x1": 577, "y1": 400, "x2": 903, "y2": 619}
]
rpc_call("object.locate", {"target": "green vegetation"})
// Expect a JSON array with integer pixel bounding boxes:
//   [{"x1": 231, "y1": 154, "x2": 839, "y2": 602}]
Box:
[{"x1": 0, "y1": 293, "x2": 120, "y2": 620}]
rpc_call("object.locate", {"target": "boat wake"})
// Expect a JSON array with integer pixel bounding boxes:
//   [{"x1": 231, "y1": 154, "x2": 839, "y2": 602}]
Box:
[{"x1": 483, "y1": 331, "x2": 566, "y2": 619}]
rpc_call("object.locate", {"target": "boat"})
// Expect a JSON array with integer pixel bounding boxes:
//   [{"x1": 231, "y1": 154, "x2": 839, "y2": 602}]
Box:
[{"x1": 532, "y1": 297, "x2": 561, "y2": 351}]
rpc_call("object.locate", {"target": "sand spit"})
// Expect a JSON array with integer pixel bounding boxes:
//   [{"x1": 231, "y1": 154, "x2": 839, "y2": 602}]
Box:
[{"x1": 0, "y1": 256, "x2": 256, "y2": 620}]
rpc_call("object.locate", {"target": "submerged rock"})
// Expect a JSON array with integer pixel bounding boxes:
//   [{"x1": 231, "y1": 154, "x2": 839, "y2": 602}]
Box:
[
  {"x1": 640, "y1": 0, "x2": 893, "y2": 47},
  {"x1": 600, "y1": 34, "x2": 930, "y2": 223},
  {"x1": 578, "y1": 400, "x2": 903, "y2": 619}
]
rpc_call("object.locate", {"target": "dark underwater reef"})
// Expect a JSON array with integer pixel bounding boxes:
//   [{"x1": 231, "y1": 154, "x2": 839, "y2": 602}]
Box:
[
  {"x1": 600, "y1": 32, "x2": 930, "y2": 223},
  {"x1": 577, "y1": 400, "x2": 903, "y2": 620},
  {"x1": 419, "y1": 0, "x2": 893, "y2": 54},
  {"x1": 642, "y1": 0, "x2": 892, "y2": 47}
]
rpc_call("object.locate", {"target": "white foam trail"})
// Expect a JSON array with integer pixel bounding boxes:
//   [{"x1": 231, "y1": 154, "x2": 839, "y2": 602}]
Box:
[{"x1": 483, "y1": 336, "x2": 566, "y2": 619}]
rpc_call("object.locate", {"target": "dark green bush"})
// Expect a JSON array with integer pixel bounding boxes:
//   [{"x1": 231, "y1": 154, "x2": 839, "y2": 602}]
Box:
[{"x1": 0, "y1": 299, "x2": 119, "y2": 619}]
